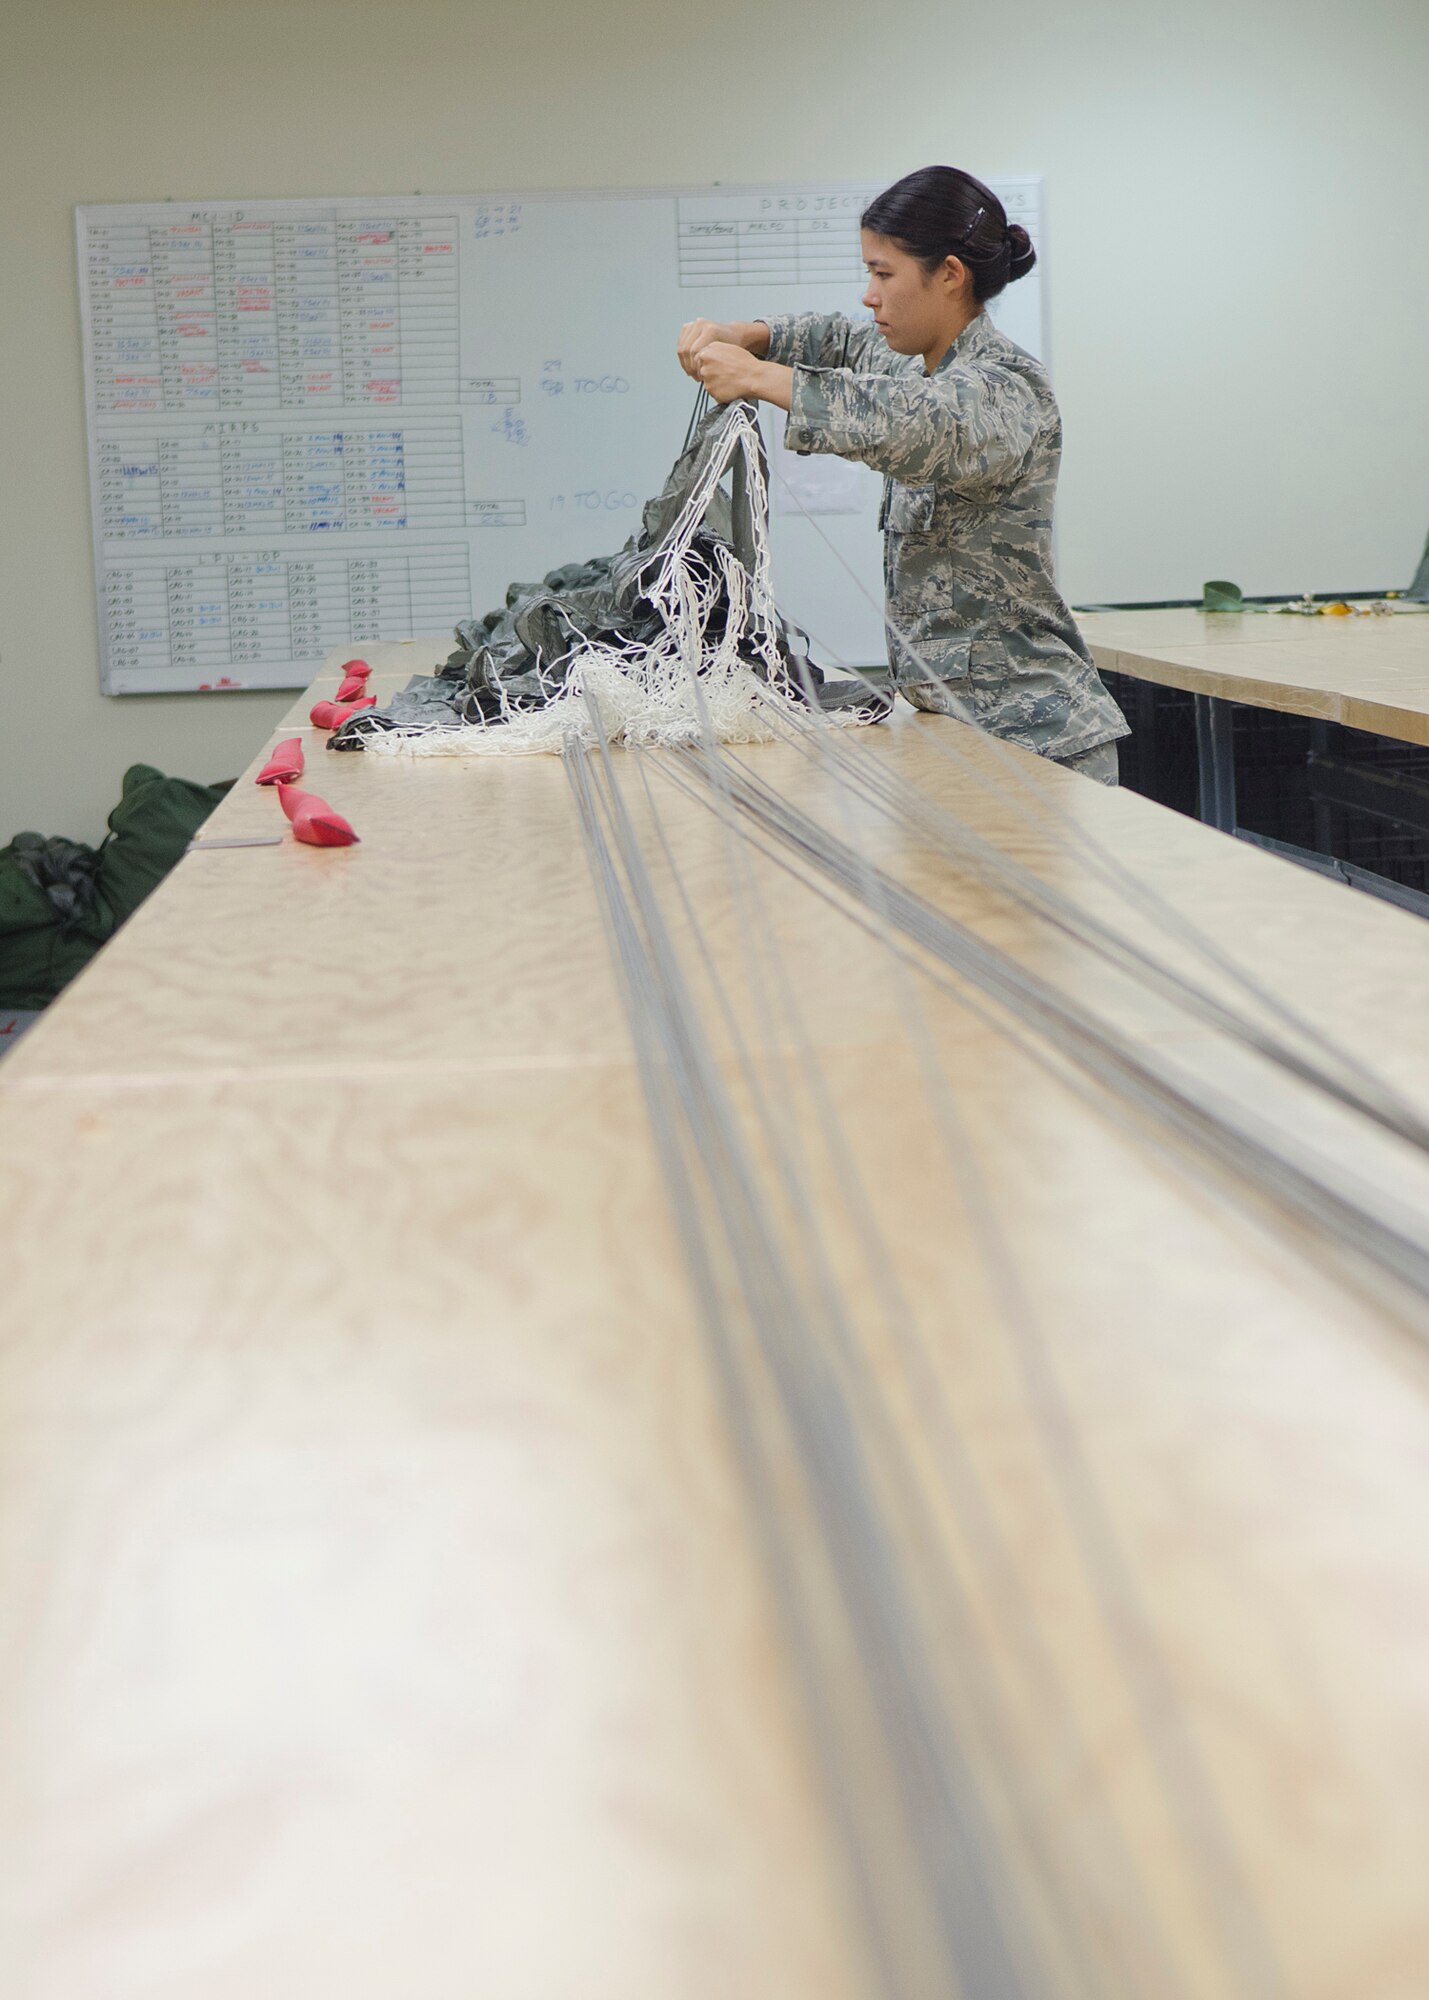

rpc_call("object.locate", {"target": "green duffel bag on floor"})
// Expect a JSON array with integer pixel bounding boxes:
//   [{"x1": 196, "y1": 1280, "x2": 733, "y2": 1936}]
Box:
[
  {"x1": 92, "y1": 763, "x2": 231, "y2": 928},
  {"x1": 0, "y1": 765, "x2": 231, "y2": 1011}
]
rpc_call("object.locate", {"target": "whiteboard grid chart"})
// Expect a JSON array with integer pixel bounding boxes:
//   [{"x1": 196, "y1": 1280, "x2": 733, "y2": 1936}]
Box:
[{"x1": 79, "y1": 183, "x2": 1045, "y2": 694}]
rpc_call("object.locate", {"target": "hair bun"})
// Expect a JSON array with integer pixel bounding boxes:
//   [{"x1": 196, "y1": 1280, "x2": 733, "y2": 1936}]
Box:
[{"x1": 1005, "y1": 222, "x2": 1036, "y2": 281}]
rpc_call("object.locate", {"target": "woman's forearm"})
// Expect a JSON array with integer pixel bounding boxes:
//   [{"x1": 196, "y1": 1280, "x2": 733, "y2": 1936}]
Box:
[{"x1": 753, "y1": 359, "x2": 792, "y2": 411}]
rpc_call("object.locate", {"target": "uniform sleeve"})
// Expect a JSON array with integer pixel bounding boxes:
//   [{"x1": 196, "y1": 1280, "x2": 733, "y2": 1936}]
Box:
[
  {"x1": 783, "y1": 360, "x2": 1040, "y2": 494},
  {"x1": 761, "y1": 313, "x2": 893, "y2": 375}
]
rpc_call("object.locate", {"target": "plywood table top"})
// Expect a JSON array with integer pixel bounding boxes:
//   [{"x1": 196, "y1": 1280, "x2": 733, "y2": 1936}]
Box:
[
  {"x1": 1078, "y1": 606, "x2": 1429, "y2": 741},
  {"x1": 4, "y1": 653, "x2": 1429, "y2": 1999},
  {"x1": 15, "y1": 657, "x2": 1429, "y2": 1092}
]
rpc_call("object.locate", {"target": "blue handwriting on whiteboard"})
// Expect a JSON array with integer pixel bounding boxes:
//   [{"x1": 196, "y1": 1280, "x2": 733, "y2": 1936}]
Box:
[
  {"x1": 492, "y1": 408, "x2": 529, "y2": 446},
  {"x1": 549, "y1": 490, "x2": 638, "y2": 513}
]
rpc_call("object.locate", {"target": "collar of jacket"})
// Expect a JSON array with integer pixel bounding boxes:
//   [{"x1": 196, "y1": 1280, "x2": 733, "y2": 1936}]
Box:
[{"x1": 926, "y1": 308, "x2": 997, "y2": 377}]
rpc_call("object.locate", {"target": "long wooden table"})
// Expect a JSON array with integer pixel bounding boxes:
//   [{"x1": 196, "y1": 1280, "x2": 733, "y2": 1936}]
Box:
[
  {"x1": 3, "y1": 643, "x2": 1428, "y2": 1998},
  {"x1": 1078, "y1": 606, "x2": 1429, "y2": 834}
]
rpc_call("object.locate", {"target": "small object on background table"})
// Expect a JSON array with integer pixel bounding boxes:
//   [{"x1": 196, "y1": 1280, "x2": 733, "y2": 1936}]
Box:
[
  {"x1": 1206, "y1": 578, "x2": 1406, "y2": 618},
  {"x1": 310, "y1": 696, "x2": 376, "y2": 731},
  {"x1": 254, "y1": 738, "x2": 305, "y2": 786},
  {"x1": 1278, "y1": 592, "x2": 1391, "y2": 616},
  {"x1": 276, "y1": 784, "x2": 360, "y2": 847},
  {"x1": 336, "y1": 672, "x2": 369, "y2": 702},
  {"x1": 1406, "y1": 528, "x2": 1429, "y2": 602},
  {"x1": 339, "y1": 658, "x2": 372, "y2": 680}
]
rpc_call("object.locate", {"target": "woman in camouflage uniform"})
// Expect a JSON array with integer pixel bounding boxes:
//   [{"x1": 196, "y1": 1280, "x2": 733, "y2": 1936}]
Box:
[{"x1": 676, "y1": 165, "x2": 1128, "y2": 783}]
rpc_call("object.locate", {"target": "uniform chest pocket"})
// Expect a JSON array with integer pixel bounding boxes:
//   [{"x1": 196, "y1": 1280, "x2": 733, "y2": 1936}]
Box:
[{"x1": 878, "y1": 481, "x2": 937, "y2": 535}]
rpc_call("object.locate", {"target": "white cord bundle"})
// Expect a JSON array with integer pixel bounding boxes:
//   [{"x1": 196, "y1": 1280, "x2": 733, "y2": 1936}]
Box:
[{"x1": 364, "y1": 403, "x2": 825, "y2": 759}]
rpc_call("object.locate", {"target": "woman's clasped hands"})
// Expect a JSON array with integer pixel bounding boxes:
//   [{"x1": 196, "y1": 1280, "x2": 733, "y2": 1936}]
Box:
[{"x1": 676, "y1": 319, "x2": 770, "y2": 404}]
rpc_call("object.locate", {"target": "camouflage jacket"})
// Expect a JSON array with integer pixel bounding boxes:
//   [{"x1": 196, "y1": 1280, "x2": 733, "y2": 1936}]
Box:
[{"x1": 764, "y1": 309, "x2": 1128, "y2": 758}]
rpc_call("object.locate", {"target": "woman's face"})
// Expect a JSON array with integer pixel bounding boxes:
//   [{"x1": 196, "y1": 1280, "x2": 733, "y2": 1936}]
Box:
[{"x1": 860, "y1": 229, "x2": 963, "y2": 358}]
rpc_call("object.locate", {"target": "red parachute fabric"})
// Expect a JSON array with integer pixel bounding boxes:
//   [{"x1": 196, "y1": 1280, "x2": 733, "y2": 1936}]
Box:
[
  {"x1": 310, "y1": 695, "x2": 376, "y2": 730},
  {"x1": 276, "y1": 784, "x2": 360, "y2": 847},
  {"x1": 254, "y1": 737, "x2": 305, "y2": 786},
  {"x1": 336, "y1": 659, "x2": 373, "y2": 701}
]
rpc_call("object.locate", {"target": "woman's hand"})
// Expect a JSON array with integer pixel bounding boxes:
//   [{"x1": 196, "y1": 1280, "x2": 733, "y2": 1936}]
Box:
[
  {"x1": 676, "y1": 320, "x2": 791, "y2": 409},
  {"x1": 678, "y1": 318, "x2": 736, "y2": 380},
  {"x1": 677, "y1": 318, "x2": 771, "y2": 380},
  {"x1": 692, "y1": 340, "x2": 769, "y2": 404}
]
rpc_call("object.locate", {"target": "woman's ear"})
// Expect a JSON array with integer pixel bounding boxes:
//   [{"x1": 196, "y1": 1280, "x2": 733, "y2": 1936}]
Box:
[{"x1": 942, "y1": 254, "x2": 969, "y2": 295}]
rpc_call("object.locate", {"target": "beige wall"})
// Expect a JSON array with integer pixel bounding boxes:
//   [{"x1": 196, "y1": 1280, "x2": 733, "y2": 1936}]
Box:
[{"x1": 3, "y1": 0, "x2": 1426, "y2": 844}]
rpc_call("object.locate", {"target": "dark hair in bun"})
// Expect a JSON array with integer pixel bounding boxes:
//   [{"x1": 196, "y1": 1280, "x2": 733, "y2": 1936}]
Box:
[{"x1": 861, "y1": 166, "x2": 1036, "y2": 301}]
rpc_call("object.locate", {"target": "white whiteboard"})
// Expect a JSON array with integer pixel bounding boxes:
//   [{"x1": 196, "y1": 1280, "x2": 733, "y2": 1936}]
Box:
[{"x1": 77, "y1": 180, "x2": 1046, "y2": 695}]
